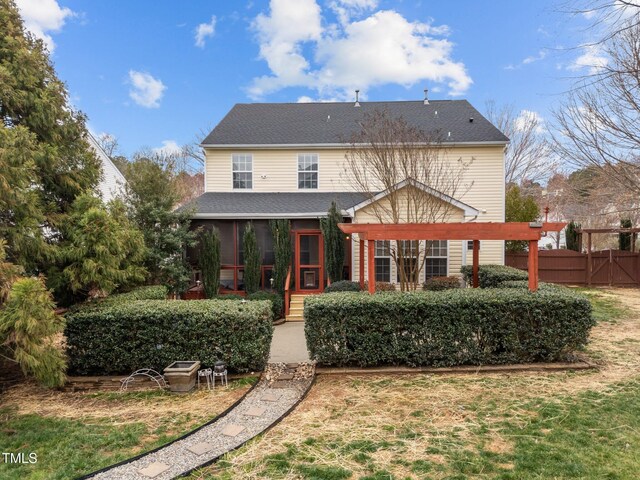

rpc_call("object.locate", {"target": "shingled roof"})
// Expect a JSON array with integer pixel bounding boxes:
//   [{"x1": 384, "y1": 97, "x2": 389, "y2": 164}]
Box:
[
  {"x1": 178, "y1": 192, "x2": 369, "y2": 218},
  {"x1": 202, "y1": 100, "x2": 509, "y2": 146}
]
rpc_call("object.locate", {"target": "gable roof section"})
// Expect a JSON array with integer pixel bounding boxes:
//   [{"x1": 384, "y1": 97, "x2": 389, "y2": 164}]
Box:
[
  {"x1": 178, "y1": 192, "x2": 369, "y2": 219},
  {"x1": 87, "y1": 133, "x2": 127, "y2": 202},
  {"x1": 346, "y1": 179, "x2": 479, "y2": 218},
  {"x1": 202, "y1": 100, "x2": 509, "y2": 147}
]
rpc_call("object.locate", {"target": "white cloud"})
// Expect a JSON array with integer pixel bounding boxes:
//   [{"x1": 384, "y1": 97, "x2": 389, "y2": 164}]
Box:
[
  {"x1": 515, "y1": 109, "x2": 545, "y2": 134},
  {"x1": 329, "y1": 0, "x2": 378, "y2": 25},
  {"x1": 249, "y1": 1, "x2": 472, "y2": 100},
  {"x1": 128, "y1": 70, "x2": 166, "y2": 108},
  {"x1": 567, "y1": 45, "x2": 608, "y2": 74},
  {"x1": 153, "y1": 140, "x2": 182, "y2": 156},
  {"x1": 15, "y1": 0, "x2": 74, "y2": 52},
  {"x1": 195, "y1": 16, "x2": 216, "y2": 48},
  {"x1": 523, "y1": 50, "x2": 547, "y2": 64}
]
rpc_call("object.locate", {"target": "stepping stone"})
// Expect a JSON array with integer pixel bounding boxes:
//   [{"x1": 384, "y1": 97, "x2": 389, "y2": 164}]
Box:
[
  {"x1": 221, "y1": 423, "x2": 245, "y2": 437},
  {"x1": 138, "y1": 462, "x2": 170, "y2": 478},
  {"x1": 271, "y1": 380, "x2": 289, "y2": 389},
  {"x1": 262, "y1": 392, "x2": 280, "y2": 402},
  {"x1": 278, "y1": 373, "x2": 294, "y2": 380},
  {"x1": 245, "y1": 406, "x2": 266, "y2": 417},
  {"x1": 187, "y1": 442, "x2": 214, "y2": 456},
  {"x1": 286, "y1": 363, "x2": 299, "y2": 369}
]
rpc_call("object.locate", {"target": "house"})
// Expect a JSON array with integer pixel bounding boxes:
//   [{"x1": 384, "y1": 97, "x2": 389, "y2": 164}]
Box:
[
  {"x1": 87, "y1": 133, "x2": 126, "y2": 202},
  {"x1": 182, "y1": 99, "x2": 508, "y2": 308}
]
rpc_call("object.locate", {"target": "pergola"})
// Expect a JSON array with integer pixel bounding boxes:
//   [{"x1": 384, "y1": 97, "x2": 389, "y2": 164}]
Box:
[{"x1": 338, "y1": 222, "x2": 567, "y2": 293}]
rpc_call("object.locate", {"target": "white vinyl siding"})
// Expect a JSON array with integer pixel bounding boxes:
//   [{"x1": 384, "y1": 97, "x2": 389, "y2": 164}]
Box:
[
  {"x1": 232, "y1": 154, "x2": 252, "y2": 189},
  {"x1": 297, "y1": 153, "x2": 318, "y2": 189}
]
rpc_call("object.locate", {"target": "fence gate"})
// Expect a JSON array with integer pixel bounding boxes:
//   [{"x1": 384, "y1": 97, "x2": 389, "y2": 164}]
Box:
[{"x1": 505, "y1": 249, "x2": 640, "y2": 287}]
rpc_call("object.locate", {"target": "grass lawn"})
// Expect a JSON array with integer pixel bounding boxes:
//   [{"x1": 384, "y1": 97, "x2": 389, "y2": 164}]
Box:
[
  {"x1": 0, "y1": 378, "x2": 255, "y2": 480},
  {"x1": 188, "y1": 288, "x2": 640, "y2": 479}
]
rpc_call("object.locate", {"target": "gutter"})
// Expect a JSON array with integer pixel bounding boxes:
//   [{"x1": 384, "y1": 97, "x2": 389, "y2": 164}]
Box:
[{"x1": 199, "y1": 141, "x2": 509, "y2": 149}]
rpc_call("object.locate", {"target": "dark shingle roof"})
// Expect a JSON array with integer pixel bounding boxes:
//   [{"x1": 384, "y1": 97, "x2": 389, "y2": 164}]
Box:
[
  {"x1": 202, "y1": 100, "x2": 508, "y2": 146},
  {"x1": 178, "y1": 192, "x2": 369, "y2": 217}
]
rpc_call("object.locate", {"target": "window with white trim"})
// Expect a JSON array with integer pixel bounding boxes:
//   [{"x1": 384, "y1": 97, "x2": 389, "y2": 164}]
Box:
[
  {"x1": 397, "y1": 240, "x2": 419, "y2": 284},
  {"x1": 232, "y1": 154, "x2": 252, "y2": 189},
  {"x1": 425, "y1": 240, "x2": 448, "y2": 279},
  {"x1": 298, "y1": 153, "x2": 318, "y2": 189},
  {"x1": 374, "y1": 240, "x2": 391, "y2": 282}
]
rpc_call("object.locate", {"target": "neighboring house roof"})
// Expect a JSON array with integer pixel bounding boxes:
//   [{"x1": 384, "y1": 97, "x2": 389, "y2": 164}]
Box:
[
  {"x1": 201, "y1": 100, "x2": 509, "y2": 147},
  {"x1": 87, "y1": 133, "x2": 127, "y2": 202},
  {"x1": 179, "y1": 192, "x2": 369, "y2": 218}
]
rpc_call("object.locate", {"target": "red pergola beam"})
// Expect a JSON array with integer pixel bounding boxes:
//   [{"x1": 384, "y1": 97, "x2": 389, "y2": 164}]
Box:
[{"x1": 340, "y1": 222, "x2": 567, "y2": 293}]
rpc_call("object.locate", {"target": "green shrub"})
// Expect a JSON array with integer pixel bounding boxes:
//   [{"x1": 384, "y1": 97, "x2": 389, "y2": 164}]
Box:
[
  {"x1": 247, "y1": 291, "x2": 284, "y2": 320},
  {"x1": 364, "y1": 281, "x2": 397, "y2": 292},
  {"x1": 106, "y1": 285, "x2": 168, "y2": 303},
  {"x1": 215, "y1": 294, "x2": 245, "y2": 301},
  {"x1": 460, "y1": 264, "x2": 528, "y2": 288},
  {"x1": 324, "y1": 280, "x2": 362, "y2": 293},
  {"x1": 65, "y1": 299, "x2": 273, "y2": 375},
  {"x1": 304, "y1": 288, "x2": 594, "y2": 367},
  {"x1": 423, "y1": 276, "x2": 460, "y2": 291}
]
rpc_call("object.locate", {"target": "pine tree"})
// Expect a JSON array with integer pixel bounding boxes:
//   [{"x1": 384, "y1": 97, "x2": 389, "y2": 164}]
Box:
[
  {"x1": 60, "y1": 195, "x2": 146, "y2": 298},
  {"x1": 566, "y1": 221, "x2": 581, "y2": 252},
  {"x1": 269, "y1": 219, "x2": 292, "y2": 295},
  {"x1": 243, "y1": 222, "x2": 261, "y2": 294},
  {"x1": 0, "y1": 276, "x2": 66, "y2": 387},
  {"x1": 199, "y1": 228, "x2": 221, "y2": 298},
  {"x1": 320, "y1": 201, "x2": 345, "y2": 283},
  {"x1": 0, "y1": 0, "x2": 100, "y2": 270},
  {"x1": 619, "y1": 218, "x2": 633, "y2": 251}
]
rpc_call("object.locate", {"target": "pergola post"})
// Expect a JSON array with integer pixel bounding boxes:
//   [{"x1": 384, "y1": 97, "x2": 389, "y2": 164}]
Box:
[
  {"x1": 367, "y1": 239, "x2": 375, "y2": 294},
  {"x1": 472, "y1": 240, "x2": 480, "y2": 288},
  {"x1": 528, "y1": 240, "x2": 538, "y2": 292},
  {"x1": 587, "y1": 232, "x2": 592, "y2": 286},
  {"x1": 359, "y1": 238, "x2": 365, "y2": 289}
]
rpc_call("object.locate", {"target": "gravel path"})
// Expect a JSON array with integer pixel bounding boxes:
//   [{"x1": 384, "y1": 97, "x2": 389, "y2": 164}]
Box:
[{"x1": 88, "y1": 363, "x2": 314, "y2": 480}]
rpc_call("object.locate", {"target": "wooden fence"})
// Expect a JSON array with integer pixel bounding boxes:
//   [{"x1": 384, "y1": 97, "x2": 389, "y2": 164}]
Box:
[{"x1": 505, "y1": 249, "x2": 640, "y2": 286}]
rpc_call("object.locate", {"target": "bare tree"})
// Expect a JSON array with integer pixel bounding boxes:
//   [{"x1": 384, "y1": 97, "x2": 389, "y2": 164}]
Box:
[
  {"x1": 485, "y1": 101, "x2": 555, "y2": 186},
  {"x1": 95, "y1": 132, "x2": 120, "y2": 158},
  {"x1": 562, "y1": 1, "x2": 640, "y2": 46},
  {"x1": 552, "y1": 19, "x2": 640, "y2": 197},
  {"x1": 341, "y1": 109, "x2": 472, "y2": 291}
]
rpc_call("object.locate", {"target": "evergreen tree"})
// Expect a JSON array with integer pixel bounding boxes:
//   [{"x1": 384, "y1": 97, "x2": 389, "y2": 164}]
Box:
[
  {"x1": 60, "y1": 195, "x2": 146, "y2": 299},
  {"x1": 0, "y1": 239, "x2": 23, "y2": 304},
  {"x1": 269, "y1": 219, "x2": 292, "y2": 295},
  {"x1": 121, "y1": 154, "x2": 198, "y2": 294},
  {"x1": 199, "y1": 228, "x2": 221, "y2": 298},
  {"x1": 566, "y1": 221, "x2": 581, "y2": 252},
  {"x1": 619, "y1": 218, "x2": 633, "y2": 251},
  {"x1": 0, "y1": 0, "x2": 100, "y2": 270},
  {"x1": 505, "y1": 186, "x2": 540, "y2": 252},
  {"x1": 243, "y1": 222, "x2": 261, "y2": 294},
  {"x1": 0, "y1": 276, "x2": 66, "y2": 387},
  {"x1": 320, "y1": 201, "x2": 345, "y2": 283}
]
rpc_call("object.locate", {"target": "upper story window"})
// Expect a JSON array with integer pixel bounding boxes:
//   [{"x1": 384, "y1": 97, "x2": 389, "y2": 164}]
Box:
[
  {"x1": 232, "y1": 154, "x2": 252, "y2": 189},
  {"x1": 298, "y1": 153, "x2": 318, "y2": 189}
]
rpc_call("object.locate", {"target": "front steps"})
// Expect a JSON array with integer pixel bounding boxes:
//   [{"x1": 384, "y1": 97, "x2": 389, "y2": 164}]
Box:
[{"x1": 286, "y1": 294, "x2": 312, "y2": 322}]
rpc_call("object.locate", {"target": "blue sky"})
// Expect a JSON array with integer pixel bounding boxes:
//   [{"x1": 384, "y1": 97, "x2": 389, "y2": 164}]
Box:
[{"x1": 16, "y1": 0, "x2": 603, "y2": 158}]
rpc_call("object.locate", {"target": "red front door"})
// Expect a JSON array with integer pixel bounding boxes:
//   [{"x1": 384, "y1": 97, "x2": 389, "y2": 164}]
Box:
[{"x1": 295, "y1": 231, "x2": 324, "y2": 292}]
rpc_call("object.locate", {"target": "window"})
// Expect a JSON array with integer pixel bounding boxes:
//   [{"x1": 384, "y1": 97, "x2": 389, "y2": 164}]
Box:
[
  {"x1": 426, "y1": 240, "x2": 448, "y2": 279},
  {"x1": 298, "y1": 153, "x2": 318, "y2": 189},
  {"x1": 232, "y1": 154, "x2": 252, "y2": 189},
  {"x1": 467, "y1": 240, "x2": 480, "y2": 250},
  {"x1": 397, "y1": 240, "x2": 419, "y2": 284},
  {"x1": 374, "y1": 240, "x2": 391, "y2": 282}
]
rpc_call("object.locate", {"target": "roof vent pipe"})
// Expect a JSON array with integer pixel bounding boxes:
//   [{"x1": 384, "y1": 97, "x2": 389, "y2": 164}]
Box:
[
  {"x1": 354, "y1": 90, "x2": 360, "y2": 107},
  {"x1": 423, "y1": 88, "x2": 429, "y2": 105}
]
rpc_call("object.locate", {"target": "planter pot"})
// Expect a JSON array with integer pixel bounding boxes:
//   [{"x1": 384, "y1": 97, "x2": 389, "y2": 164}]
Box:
[{"x1": 163, "y1": 361, "x2": 201, "y2": 392}]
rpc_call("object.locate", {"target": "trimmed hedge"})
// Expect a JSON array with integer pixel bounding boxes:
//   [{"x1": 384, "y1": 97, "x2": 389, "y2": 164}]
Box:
[
  {"x1": 106, "y1": 285, "x2": 168, "y2": 302},
  {"x1": 364, "y1": 281, "x2": 397, "y2": 292},
  {"x1": 460, "y1": 264, "x2": 528, "y2": 288},
  {"x1": 247, "y1": 291, "x2": 284, "y2": 320},
  {"x1": 304, "y1": 288, "x2": 594, "y2": 367},
  {"x1": 324, "y1": 280, "x2": 362, "y2": 293},
  {"x1": 423, "y1": 276, "x2": 461, "y2": 291},
  {"x1": 65, "y1": 299, "x2": 273, "y2": 375}
]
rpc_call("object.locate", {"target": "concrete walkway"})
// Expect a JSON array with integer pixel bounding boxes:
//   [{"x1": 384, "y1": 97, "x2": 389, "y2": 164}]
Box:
[{"x1": 269, "y1": 322, "x2": 310, "y2": 363}]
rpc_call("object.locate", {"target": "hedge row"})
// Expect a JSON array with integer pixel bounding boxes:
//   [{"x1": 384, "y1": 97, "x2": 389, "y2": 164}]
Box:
[
  {"x1": 65, "y1": 299, "x2": 273, "y2": 375},
  {"x1": 460, "y1": 264, "x2": 528, "y2": 288},
  {"x1": 213, "y1": 292, "x2": 283, "y2": 320},
  {"x1": 304, "y1": 288, "x2": 594, "y2": 367}
]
